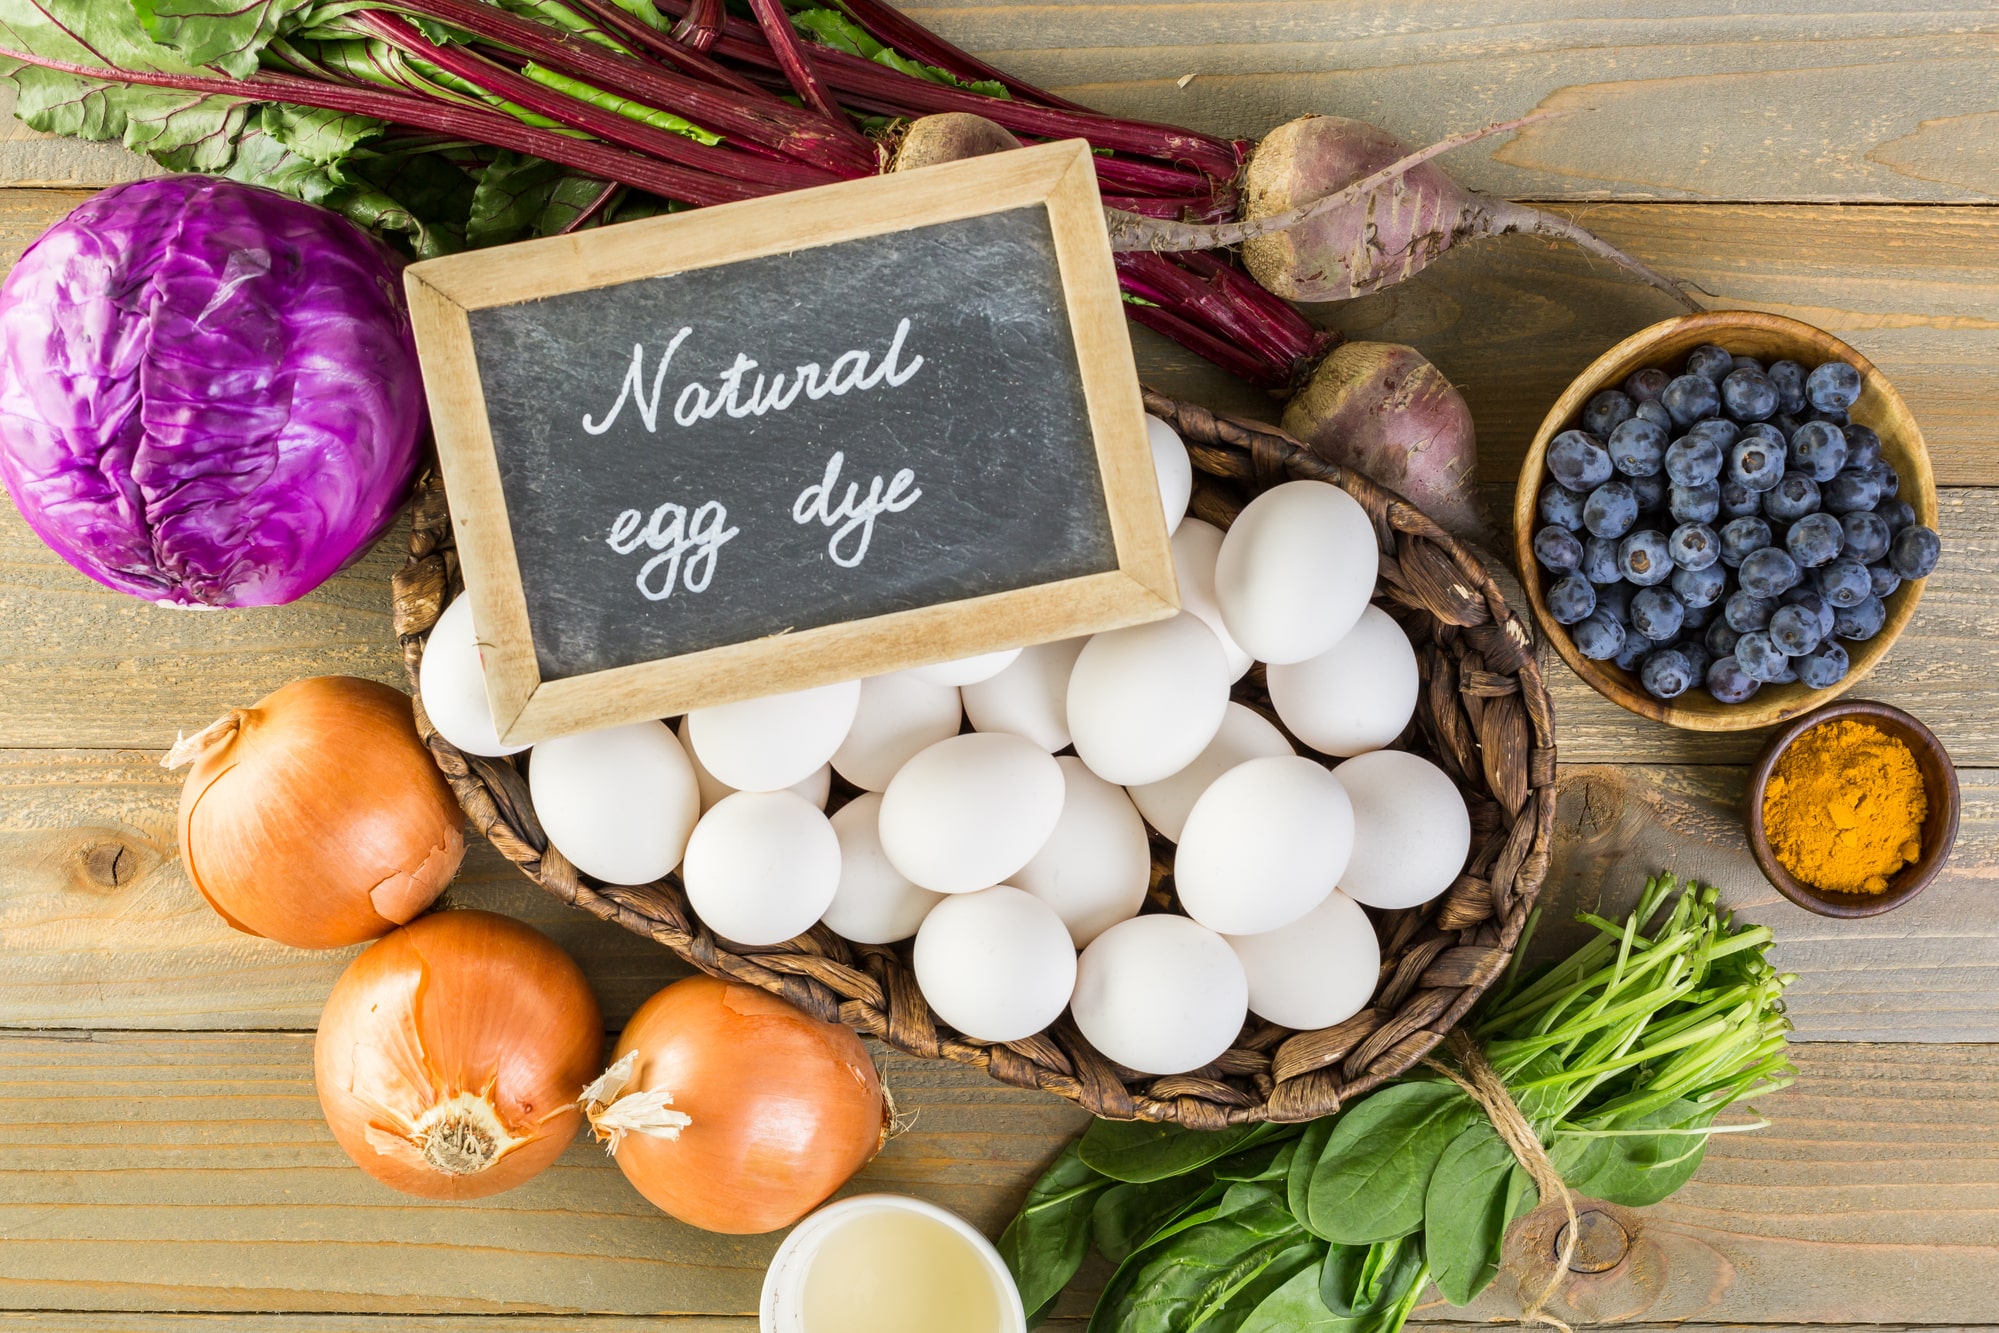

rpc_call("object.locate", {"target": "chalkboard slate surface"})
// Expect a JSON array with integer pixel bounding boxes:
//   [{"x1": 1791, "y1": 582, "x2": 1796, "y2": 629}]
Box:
[
  {"x1": 408, "y1": 141, "x2": 1174, "y2": 743},
  {"x1": 469, "y1": 206, "x2": 1115, "y2": 681}
]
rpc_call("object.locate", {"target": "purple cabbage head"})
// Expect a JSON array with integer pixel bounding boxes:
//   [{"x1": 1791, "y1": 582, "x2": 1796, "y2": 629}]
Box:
[{"x1": 0, "y1": 176, "x2": 426, "y2": 607}]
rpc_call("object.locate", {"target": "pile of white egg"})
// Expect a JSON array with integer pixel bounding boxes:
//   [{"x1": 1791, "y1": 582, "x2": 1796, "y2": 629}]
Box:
[{"x1": 419, "y1": 417, "x2": 1472, "y2": 1079}]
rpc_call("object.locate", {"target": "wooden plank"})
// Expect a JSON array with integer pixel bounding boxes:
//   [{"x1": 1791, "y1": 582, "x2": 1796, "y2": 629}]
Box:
[
  {"x1": 0, "y1": 750, "x2": 690, "y2": 1029},
  {"x1": 0, "y1": 90, "x2": 157, "y2": 191},
  {"x1": 1541, "y1": 763, "x2": 1999, "y2": 1044},
  {"x1": 0, "y1": 1031, "x2": 1086, "y2": 1316}
]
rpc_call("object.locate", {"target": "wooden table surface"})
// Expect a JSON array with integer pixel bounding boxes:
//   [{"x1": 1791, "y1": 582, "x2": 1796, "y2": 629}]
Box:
[{"x1": 0, "y1": 3, "x2": 1994, "y2": 1329}]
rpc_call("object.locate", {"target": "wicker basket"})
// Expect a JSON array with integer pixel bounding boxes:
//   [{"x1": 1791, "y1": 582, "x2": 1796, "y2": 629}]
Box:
[{"x1": 390, "y1": 389, "x2": 1556, "y2": 1127}]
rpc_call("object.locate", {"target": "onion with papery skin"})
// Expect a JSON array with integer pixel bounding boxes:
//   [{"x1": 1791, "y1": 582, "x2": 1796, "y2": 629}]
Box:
[
  {"x1": 170, "y1": 676, "x2": 466, "y2": 949},
  {"x1": 315, "y1": 910, "x2": 603, "y2": 1199},
  {"x1": 583, "y1": 976, "x2": 890, "y2": 1234}
]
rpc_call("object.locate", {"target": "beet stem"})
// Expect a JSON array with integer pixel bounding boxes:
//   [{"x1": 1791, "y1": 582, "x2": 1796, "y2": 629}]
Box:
[
  {"x1": 561, "y1": 180, "x2": 627, "y2": 232},
  {"x1": 828, "y1": 0, "x2": 1088, "y2": 111},
  {"x1": 743, "y1": 0, "x2": 874, "y2": 151},
  {"x1": 670, "y1": 0, "x2": 726, "y2": 53},
  {"x1": 1485, "y1": 200, "x2": 1703, "y2": 312},
  {"x1": 1119, "y1": 294, "x2": 1289, "y2": 388},
  {"x1": 563, "y1": 0, "x2": 772, "y2": 101},
  {"x1": 1104, "y1": 110, "x2": 1570, "y2": 251}
]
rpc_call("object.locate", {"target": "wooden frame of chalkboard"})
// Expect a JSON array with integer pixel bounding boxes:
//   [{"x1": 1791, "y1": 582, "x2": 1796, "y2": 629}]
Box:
[{"x1": 406, "y1": 140, "x2": 1176, "y2": 744}]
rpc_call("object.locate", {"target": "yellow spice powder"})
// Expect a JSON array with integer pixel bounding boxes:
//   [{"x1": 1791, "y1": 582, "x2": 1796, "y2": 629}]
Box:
[{"x1": 1761, "y1": 719, "x2": 1927, "y2": 894}]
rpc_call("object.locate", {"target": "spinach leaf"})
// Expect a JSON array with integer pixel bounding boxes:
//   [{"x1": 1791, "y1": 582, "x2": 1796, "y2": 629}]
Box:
[
  {"x1": 1553, "y1": 1098, "x2": 1717, "y2": 1207},
  {"x1": 1288, "y1": 1118, "x2": 1338, "y2": 1231},
  {"x1": 1092, "y1": 1173, "x2": 1221, "y2": 1266},
  {"x1": 998, "y1": 1141, "x2": 1112, "y2": 1325},
  {"x1": 1088, "y1": 1182, "x2": 1319, "y2": 1333},
  {"x1": 1306, "y1": 1082, "x2": 1476, "y2": 1244},
  {"x1": 1319, "y1": 1235, "x2": 1425, "y2": 1317},
  {"x1": 1081, "y1": 1118, "x2": 1287, "y2": 1184},
  {"x1": 1216, "y1": 1136, "x2": 1300, "y2": 1183},
  {"x1": 1241, "y1": 1265, "x2": 1365, "y2": 1332},
  {"x1": 1423, "y1": 1120, "x2": 1534, "y2": 1305}
]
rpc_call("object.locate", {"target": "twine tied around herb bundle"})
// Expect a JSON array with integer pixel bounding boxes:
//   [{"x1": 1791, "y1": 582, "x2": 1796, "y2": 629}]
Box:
[{"x1": 1422, "y1": 1029, "x2": 1580, "y2": 1333}]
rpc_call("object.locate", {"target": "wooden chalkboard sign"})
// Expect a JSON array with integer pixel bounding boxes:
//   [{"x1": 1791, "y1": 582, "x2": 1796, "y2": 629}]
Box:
[{"x1": 406, "y1": 140, "x2": 1175, "y2": 744}]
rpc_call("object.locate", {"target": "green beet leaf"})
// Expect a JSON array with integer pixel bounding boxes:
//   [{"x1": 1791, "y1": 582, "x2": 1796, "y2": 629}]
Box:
[
  {"x1": 998, "y1": 1141, "x2": 1113, "y2": 1326},
  {"x1": 1423, "y1": 1120, "x2": 1536, "y2": 1305},
  {"x1": 1307, "y1": 1081, "x2": 1476, "y2": 1244}
]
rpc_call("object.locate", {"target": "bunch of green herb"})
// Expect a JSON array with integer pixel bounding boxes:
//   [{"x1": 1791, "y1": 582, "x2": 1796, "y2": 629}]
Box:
[{"x1": 1000, "y1": 876, "x2": 1795, "y2": 1331}]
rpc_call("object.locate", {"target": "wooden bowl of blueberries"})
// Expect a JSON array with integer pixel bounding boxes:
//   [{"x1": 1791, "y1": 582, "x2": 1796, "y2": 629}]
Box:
[{"x1": 1513, "y1": 310, "x2": 1941, "y2": 731}]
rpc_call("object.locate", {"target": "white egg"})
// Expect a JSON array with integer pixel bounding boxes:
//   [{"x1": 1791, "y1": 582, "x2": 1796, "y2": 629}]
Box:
[
  {"x1": 1174, "y1": 755, "x2": 1353, "y2": 935},
  {"x1": 676, "y1": 718, "x2": 829, "y2": 812},
  {"x1": 419, "y1": 596, "x2": 528, "y2": 757},
  {"x1": 1215, "y1": 480, "x2": 1379, "y2": 665},
  {"x1": 1268, "y1": 606, "x2": 1419, "y2": 758},
  {"x1": 1225, "y1": 890, "x2": 1379, "y2": 1030},
  {"x1": 685, "y1": 679, "x2": 861, "y2": 792},
  {"x1": 1147, "y1": 414, "x2": 1192, "y2": 536},
  {"x1": 1015, "y1": 757, "x2": 1151, "y2": 947},
  {"x1": 879, "y1": 732, "x2": 1065, "y2": 893},
  {"x1": 913, "y1": 886, "x2": 1077, "y2": 1043},
  {"x1": 961, "y1": 637, "x2": 1087, "y2": 752},
  {"x1": 1168, "y1": 519, "x2": 1253, "y2": 681},
  {"x1": 681, "y1": 790, "x2": 841, "y2": 946},
  {"x1": 1127, "y1": 702, "x2": 1293, "y2": 842},
  {"x1": 831, "y1": 672, "x2": 963, "y2": 792},
  {"x1": 1067, "y1": 613, "x2": 1231, "y2": 786},
  {"x1": 909, "y1": 647, "x2": 1022, "y2": 687},
  {"x1": 822, "y1": 792, "x2": 945, "y2": 944},
  {"x1": 528, "y1": 721, "x2": 699, "y2": 885},
  {"x1": 1335, "y1": 750, "x2": 1472, "y2": 910},
  {"x1": 1072, "y1": 914, "x2": 1246, "y2": 1075}
]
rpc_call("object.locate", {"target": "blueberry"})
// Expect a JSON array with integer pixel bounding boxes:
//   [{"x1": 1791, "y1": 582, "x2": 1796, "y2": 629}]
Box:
[
  {"x1": 1539, "y1": 482, "x2": 1587, "y2": 532},
  {"x1": 1727, "y1": 436, "x2": 1786, "y2": 493},
  {"x1": 1665, "y1": 435, "x2": 1724, "y2": 486},
  {"x1": 1807, "y1": 360, "x2": 1863, "y2": 413},
  {"x1": 1765, "y1": 472, "x2": 1822, "y2": 522},
  {"x1": 1796, "y1": 641, "x2": 1850, "y2": 689},
  {"x1": 1607, "y1": 417, "x2": 1668, "y2": 477},
  {"x1": 1834, "y1": 594, "x2": 1887, "y2": 641},
  {"x1": 1725, "y1": 589, "x2": 1778, "y2": 633},
  {"x1": 1547, "y1": 429, "x2": 1613, "y2": 491},
  {"x1": 1875, "y1": 498, "x2": 1915, "y2": 534},
  {"x1": 1669, "y1": 481, "x2": 1721, "y2": 525},
  {"x1": 1613, "y1": 634, "x2": 1650, "y2": 673},
  {"x1": 1678, "y1": 639, "x2": 1712, "y2": 682},
  {"x1": 1532, "y1": 527, "x2": 1581, "y2": 574},
  {"x1": 1630, "y1": 586, "x2": 1685, "y2": 641},
  {"x1": 1673, "y1": 562, "x2": 1727, "y2": 608},
  {"x1": 1718, "y1": 478, "x2": 1762, "y2": 519},
  {"x1": 1739, "y1": 545, "x2": 1802, "y2": 596},
  {"x1": 1635, "y1": 401, "x2": 1673, "y2": 433},
  {"x1": 1662, "y1": 374, "x2": 1721, "y2": 428},
  {"x1": 1788, "y1": 421, "x2": 1848, "y2": 482},
  {"x1": 1583, "y1": 389, "x2": 1637, "y2": 438},
  {"x1": 1720, "y1": 368, "x2": 1779, "y2": 421},
  {"x1": 1815, "y1": 557, "x2": 1872, "y2": 608},
  {"x1": 1641, "y1": 648, "x2": 1695, "y2": 700},
  {"x1": 1768, "y1": 603, "x2": 1823, "y2": 657},
  {"x1": 1681, "y1": 600, "x2": 1713, "y2": 633},
  {"x1": 1839, "y1": 510, "x2": 1890, "y2": 565},
  {"x1": 1686, "y1": 416, "x2": 1742, "y2": 450},
  {"x1": 1618, "y1": 530, "x2": 1674, "y2": 586},
  {"x1": 1786, "y1": 512, "x2": 1844, "y2": 568},
  {"x1": 1707, "y1": 619, "x2": 1743, "y2": 658},
  {"x1": 1666, "y1": 521, "x2": 1720, "y2": 572},
  {"x1": 1719, "y1": 516, "x2": 1774, "y2": 568},
  {"x1": 1782, "y1": 586, "x2": 1836, "y2": 638},
  {"x1": 1889, "y1": 524, "x2": 1940, "y2": 579},
  {"x1": 1580, "y1": 535, "x2": 1623, "y2": 584},
  {"x1": 1823, "y1": 468, "x2": 1882, "y2": 515},
  {"x1": 1624, "y1": 368, "x2": 1671, "y2": 403},
  {"x1": 1629, "y1": 473, "x2": 1668, "y2": 515},
  {"x1": 1870, "y1": 460, "x2": 1902, "y2": 498},
  {"x1": 1571, "y1": 610, "x2": 1626, "y2": 661},
  {"x1": 1547, "y1": 573, "x2": 1597, "y2": 625},
  {"x1": 1767, "y1": 360, "x2": 1808, "y2": 415},
  {"x1": 1807, "y1": 405, "x2": 1851, "y2": 429},
  {"x1": 1841, "y1": 424, "x2": 1883, "y2": 471},
  {"x1": 1584, "y1": 480, "x2": 1640, "y2": 539},
  {"x1": 1732, "y1": 354, "x2": 1764, "y2": 373},
  {"x1": 1706, "y1": 655, "x2": 1761, "y2": 703},
  {"x1": 1735, "y1": 631, "x2": 1790, "y2": 683},
  {"x1": 1685, "y1": 344, "x2": 1734, "y2": 383},
  {"x1": 1595, "y1": 579, "x2": 1633, "y2": 623},
  {"x1": 1869, "y1": 563, "x2": 1902, "y2": 599},
  {"x1": 1773, "y1": 661, "x2": 1800, "y2": 685}
]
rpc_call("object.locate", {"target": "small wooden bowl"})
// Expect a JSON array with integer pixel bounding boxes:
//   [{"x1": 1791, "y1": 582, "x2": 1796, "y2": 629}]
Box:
[
  {"x1": 1513, "y1": 310, "x2": 1938, "y2": 731},
  {"x1": 1745, "y1": 699, "x2": 1960, "y2": 918}
]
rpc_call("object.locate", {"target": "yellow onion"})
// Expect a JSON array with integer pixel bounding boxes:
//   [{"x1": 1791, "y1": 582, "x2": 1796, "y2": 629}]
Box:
[
  {"x1": 171, "y1": 675, "x2": 465, "y2": 949},
  {"x1": 583, "y1": 976, "x2": 890, "y2": 1234},
  {"x1": 315, "y1": 909, "x2": 603, "y2": 1199}
]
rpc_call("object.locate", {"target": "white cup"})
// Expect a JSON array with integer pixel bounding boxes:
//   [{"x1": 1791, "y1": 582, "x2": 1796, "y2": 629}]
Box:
[{"x1": 760, "y1": 1193, "x2": 1028, "y2": 1333}]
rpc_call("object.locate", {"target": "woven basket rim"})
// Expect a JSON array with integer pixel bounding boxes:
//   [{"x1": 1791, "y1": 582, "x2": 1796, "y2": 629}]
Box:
[{"x1": 391, "y1": 388, "x2": 1558, "y2": 1127}]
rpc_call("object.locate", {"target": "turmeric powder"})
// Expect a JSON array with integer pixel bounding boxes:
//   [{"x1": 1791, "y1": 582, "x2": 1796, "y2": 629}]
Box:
[{"x1": 1761, "y1": 719, "x2": 1927, "y2": 894}]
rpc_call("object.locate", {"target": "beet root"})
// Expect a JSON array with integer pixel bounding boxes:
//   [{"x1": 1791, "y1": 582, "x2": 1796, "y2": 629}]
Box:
[
  {"x1": 1238, "y1": 114, "x2": 1695, "y2": 309},
  {"x1": 1281, "y1": 341, "x2": 1488, "y2": 539},
  {"x1": 890, "y1": 112, "x2": 1021, "y2": 172}
]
